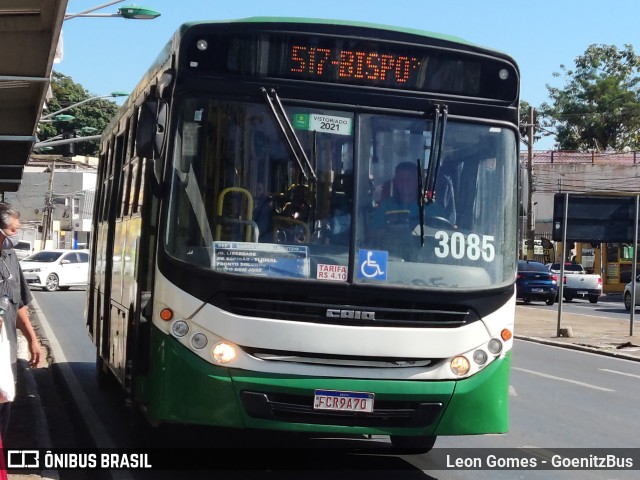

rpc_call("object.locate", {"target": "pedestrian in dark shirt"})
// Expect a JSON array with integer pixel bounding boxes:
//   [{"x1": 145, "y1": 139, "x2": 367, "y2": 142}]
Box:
[{"x1": 0, "y1": 202, "x2": 42, "y2": 439}]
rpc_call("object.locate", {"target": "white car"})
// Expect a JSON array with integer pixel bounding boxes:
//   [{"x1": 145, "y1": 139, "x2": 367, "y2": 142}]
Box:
[
  {"x1": 20, "y1": 249, "x2": 89, "y2": 292},
  {"x1": 624, "y1": 275, "x2": 640, "y2": 311}
]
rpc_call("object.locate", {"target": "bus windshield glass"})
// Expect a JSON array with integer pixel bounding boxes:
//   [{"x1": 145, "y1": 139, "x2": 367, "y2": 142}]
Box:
[{"x1": 164, "y1": 97, "x2": 518, "y2": 289}]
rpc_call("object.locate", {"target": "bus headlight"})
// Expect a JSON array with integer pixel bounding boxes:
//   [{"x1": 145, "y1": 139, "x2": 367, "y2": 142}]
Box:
[
  {"x1": 450, "y1": 356, "x2": 470, "y2": 376},
  {"x1": 171, "y1": 320, "x2": 189, "y2": 337},
  {"x1": 488, "y1": 338, "x2": 503, "y2": 354},
  {"x1": 473, "y1": 349, "x2": 488, "y2": 365},
  {"x1": 191, "y1": 333, "x2": 208, "y2": 349},
  {"x1": 212, "y1": 342, "x2": 237, "y2": 364}
]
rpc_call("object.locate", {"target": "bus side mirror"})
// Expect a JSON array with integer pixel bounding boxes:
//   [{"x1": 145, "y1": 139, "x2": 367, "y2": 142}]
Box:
[{"x1": 135, "y1": 100, "x2": 168, "y2": 161}]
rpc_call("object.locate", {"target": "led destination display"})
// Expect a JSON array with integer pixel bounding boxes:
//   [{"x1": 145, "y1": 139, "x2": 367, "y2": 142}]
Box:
[{"x1": 183, "y1": 30, "x2": 518, "y2": 101}]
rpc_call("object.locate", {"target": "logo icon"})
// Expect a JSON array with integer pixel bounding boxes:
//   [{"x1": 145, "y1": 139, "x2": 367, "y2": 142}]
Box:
[
  {"x1": 7, "y1": 450, "x2": 40, "y2": 468},
  {"x1": 358, "y1": 250, "x2": 387, "y2": 280}
]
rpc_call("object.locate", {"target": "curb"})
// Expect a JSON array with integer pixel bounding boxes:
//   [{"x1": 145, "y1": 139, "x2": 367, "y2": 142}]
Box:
[{"x1": 515, "y1": 334, "x2": 640, "y2": 362}]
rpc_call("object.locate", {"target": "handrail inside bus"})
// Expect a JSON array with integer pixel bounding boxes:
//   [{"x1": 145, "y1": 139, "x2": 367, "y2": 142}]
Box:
[{"x1": 215, "y1": 187, "x2": 256, "y2": 242}]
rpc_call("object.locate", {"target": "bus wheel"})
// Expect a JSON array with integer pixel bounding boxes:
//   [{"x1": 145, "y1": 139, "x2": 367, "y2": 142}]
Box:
[
  {"x1": 130, "y1": 404, "x2": 158, "y2": 446},
  {"x1": 44, "y1": 273, "x2": 60, "y2": 292},
  {"x1": 96, "y1": 352, "x2": 115, "y2": 389},
  {"x1": 390, "y1": 435, "x2": 436, "y2": 453}
]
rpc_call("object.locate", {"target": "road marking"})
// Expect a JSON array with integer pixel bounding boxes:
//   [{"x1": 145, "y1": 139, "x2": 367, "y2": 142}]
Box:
[
  {"x1": 599, "y1": 368, "x2": 640, "y2": 379},
  {"x1": 509, "y1": 385, "x2": 518, "y2": 396},
  {"x1": 513, "y1": 367, "x2": 614, "y2": 392}
]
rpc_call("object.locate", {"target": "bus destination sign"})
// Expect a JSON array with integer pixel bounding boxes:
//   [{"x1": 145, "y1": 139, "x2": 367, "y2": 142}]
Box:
[{"x1": 288, "y1": 44, "x2": 421, "y2": 86}]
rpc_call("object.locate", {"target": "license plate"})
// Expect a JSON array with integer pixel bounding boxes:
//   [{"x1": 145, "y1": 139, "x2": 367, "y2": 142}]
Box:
[
  {"x1": 578, "y1": 291, "x2": 588, "y2": 295},
  {"x1": 313, "y1": 389, "x2": 374, "y2": 413},
  {"x1": 531, "y1": 288, "x2": 544, "y2": 293}
]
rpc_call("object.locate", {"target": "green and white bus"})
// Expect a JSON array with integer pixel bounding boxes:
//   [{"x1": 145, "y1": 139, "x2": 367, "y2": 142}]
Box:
[{"x1": 87, "y1": 17, "x2": 519, "y2": 451}]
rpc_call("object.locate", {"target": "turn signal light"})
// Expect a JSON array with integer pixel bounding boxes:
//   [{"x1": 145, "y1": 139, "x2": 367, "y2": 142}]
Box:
[
  {"x1": 501, "y1": 328, "x2": 513, "y2": 342},
  {"x1": 160, "y1": 308, "x2": 173, "y2": 321}
]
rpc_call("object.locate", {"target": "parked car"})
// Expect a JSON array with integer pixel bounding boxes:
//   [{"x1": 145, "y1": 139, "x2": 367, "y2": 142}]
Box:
[
  {"x1": 623, "y1": 275, "x2": 640, "y2": 311},
  {"x1": 13, "y1": 240, "x2": 33, "y2": 261},
  {"x1": 20, "y1": 249, "x2": 89, "y2": 292},
  {"x1": 547, "y1": 262, "x2": 602, "y2": 303},
  {"x1": 517, "y1": 260, "x2": 558, "y2": 305}
]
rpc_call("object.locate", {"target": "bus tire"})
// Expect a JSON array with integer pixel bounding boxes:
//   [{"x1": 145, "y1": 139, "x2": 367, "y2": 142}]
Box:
[
  {"x1": 130, "y1": 404, "x2": 155, "y2": 445},
  {"x1": 390, "y1": 435, "x2": 436, "y2": 453},
  {"x1": 96, "y1": 352, "x2": 115, "y2": 389}
]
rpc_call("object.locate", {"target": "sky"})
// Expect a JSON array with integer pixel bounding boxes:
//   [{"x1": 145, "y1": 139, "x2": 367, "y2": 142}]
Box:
[{"x1": 58, "y1": 0, "x2": 640, "y2": 150}]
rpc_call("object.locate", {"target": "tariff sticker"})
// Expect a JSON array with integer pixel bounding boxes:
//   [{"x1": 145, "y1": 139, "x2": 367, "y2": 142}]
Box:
[{"x1": 317, "y1": 264, "x2": 347, "y2": 281}]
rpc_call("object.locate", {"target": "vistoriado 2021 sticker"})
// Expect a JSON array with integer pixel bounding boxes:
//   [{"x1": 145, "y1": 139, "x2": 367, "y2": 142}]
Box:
[{"x1": 293, "y1": 113, "x2": 353, "y2": 135}]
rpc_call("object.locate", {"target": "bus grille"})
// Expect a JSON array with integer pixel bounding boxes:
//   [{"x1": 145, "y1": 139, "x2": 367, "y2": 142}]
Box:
[
  {"x1": 241, "y1": 391, "x2": 443, "y2": 428},
  {"x1": 222, "y1": 293, "x2": 476, "y2": 327}
]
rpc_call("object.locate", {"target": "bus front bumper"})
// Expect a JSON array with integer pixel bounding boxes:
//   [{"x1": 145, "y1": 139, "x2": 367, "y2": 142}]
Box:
[{"x1": 141, "y1": 329, "x2": 510, "y2": 436}]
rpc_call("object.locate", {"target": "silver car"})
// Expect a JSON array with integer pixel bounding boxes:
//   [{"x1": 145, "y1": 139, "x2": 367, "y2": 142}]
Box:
[{"x1": 623, "y1": 275, "x2": 640, "y2": 311}]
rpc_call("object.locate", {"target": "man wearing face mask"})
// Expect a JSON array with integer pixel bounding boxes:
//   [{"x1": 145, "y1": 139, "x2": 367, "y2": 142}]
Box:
[{"x1": 0, "y1": 202, "x2": 42, "y2": 439}]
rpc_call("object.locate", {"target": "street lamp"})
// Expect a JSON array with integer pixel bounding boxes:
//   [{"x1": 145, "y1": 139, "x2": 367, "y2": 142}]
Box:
[
  {"x1": 38, "y1": 114, "x2": 76, "y2": 124},
  {"x1": 35, "y1": 127, "x2": 98, "y2": 146},
  {"x1": 64, "y1": 1, "x2": 160, "y2": 21},
  {"x1": 33, "y1": 135, "x2": 102, "y2": 150},
  {"x1": 40, "y1": 91, "x2": 129, "y2": 121}
]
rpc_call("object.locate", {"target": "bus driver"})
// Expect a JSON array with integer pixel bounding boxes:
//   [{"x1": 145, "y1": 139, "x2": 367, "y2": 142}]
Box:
[{"x1": 372, "y1": 161, "x2": 452, "y2": 230}]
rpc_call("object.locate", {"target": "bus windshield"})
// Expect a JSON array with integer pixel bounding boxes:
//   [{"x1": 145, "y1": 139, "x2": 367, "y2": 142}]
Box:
[{"x1": 164, "y1": 97, "x2": 518, "y2": 289}]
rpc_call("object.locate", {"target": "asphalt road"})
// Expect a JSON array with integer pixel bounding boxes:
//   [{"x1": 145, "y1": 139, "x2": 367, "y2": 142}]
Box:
[{"x1": 25, "y1": 289, "x2": 640, "y2": 479}]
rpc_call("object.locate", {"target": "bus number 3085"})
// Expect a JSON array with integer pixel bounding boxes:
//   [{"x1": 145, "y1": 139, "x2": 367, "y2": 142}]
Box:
[{"x1": 434, "y1": 232, "x2": 495, "y2": 262}]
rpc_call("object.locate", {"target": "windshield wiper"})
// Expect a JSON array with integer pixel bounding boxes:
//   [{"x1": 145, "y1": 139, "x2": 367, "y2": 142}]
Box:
[
  {"x1": 418, "y1": 104, "x2": 448, "y2": 247},
  {"x1": 260, "y1": 87, "x2": 317, "y2": 182},
  {"x1": 417, "y1": 157, "x2": 425, "y2": 246}
]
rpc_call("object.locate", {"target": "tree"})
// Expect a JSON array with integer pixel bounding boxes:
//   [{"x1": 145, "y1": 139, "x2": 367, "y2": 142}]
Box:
[
  {"x1": 519, "y1": 100, "x2": 543, "y2": 147},
  {"x1": 539, "y1": 44, "x2": 640, "y2": 152},
  {"x1": 38, "y1": 71, "x2": 120, "y2": 156}
]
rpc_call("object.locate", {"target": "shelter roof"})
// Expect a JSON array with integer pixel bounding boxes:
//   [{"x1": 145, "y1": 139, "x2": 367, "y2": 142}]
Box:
[{"x1": 0, "y1": 0, "x2": 66, "y2": 192}]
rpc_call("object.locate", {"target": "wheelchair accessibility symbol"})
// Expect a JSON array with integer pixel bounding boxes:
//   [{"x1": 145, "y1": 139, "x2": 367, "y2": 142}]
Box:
[{"x1": 358, "y1": 250, "x2": 387, "y2": 280}]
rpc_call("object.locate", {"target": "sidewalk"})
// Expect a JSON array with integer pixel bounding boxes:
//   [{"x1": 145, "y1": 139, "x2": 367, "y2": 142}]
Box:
[
  {"x1": 7, "y1": 331, "x2": 57, "y2": 480},
  {"x1": 514, "y1": 299, "x2": 640, "y2": 361}
]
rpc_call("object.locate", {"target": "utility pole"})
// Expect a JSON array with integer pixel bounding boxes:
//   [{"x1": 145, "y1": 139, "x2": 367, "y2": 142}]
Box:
[
  {"x1": 41, "y1": 161, "x2": 55, "y2": 250},
  {"x1": 526, "y1": 106, "x2": 535, "y2": 260}
]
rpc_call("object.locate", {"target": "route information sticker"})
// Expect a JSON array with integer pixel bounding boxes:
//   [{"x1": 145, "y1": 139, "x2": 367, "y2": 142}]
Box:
[{"x1": 213, "y1": 242, "x2": 309, "y2": 278}]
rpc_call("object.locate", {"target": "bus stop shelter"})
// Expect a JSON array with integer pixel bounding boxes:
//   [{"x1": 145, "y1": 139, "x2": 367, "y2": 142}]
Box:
[{"x1": 0, "y1": 0, "x2": 66, "y2": 193}]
